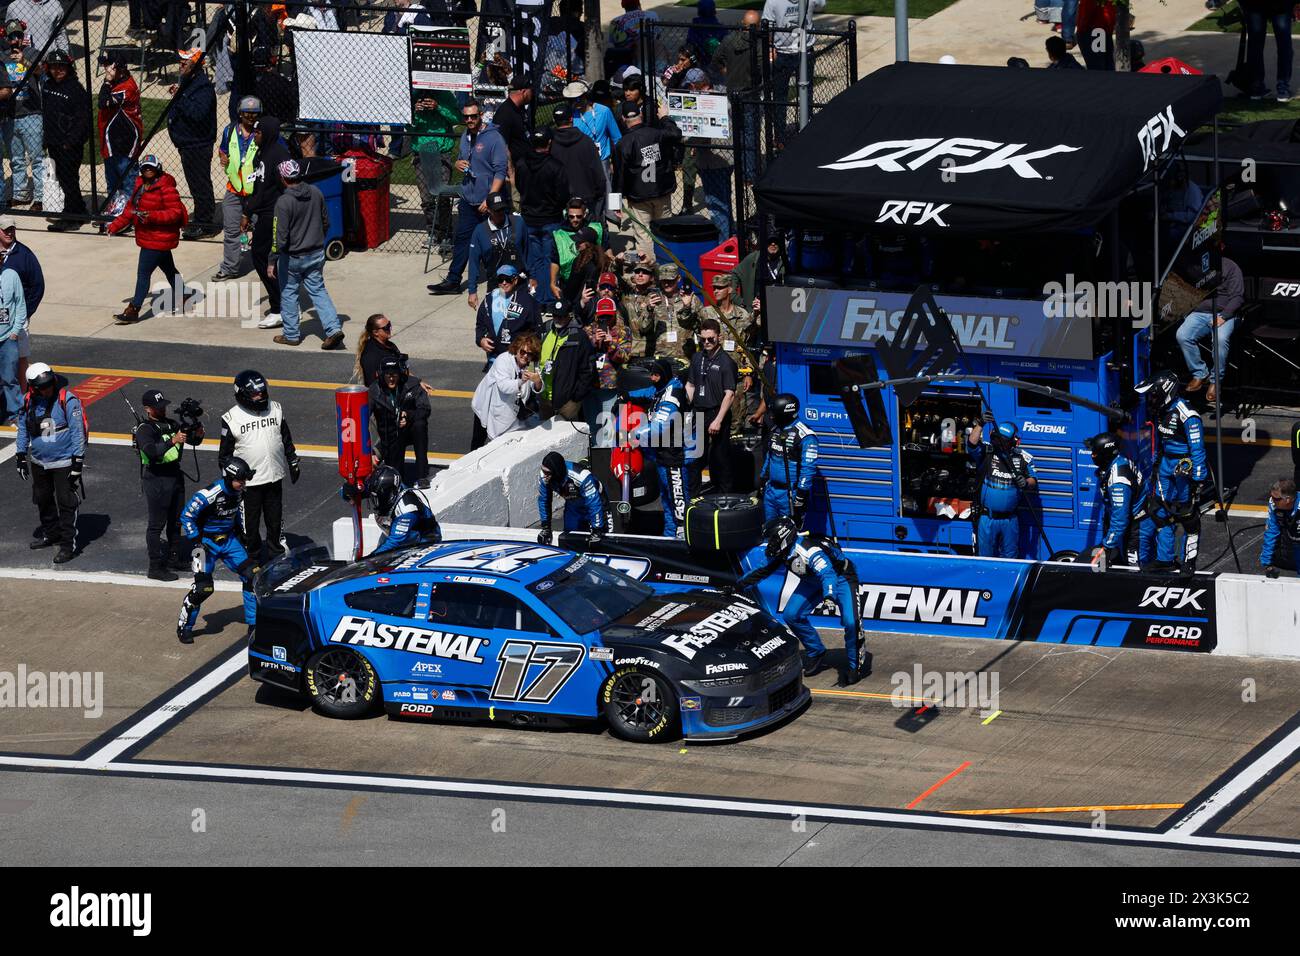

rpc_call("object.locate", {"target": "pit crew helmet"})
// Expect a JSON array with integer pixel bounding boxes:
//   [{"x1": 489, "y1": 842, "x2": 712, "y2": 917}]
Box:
[
  {"x1": 222, "y1": 456, "x2": 256, "y2": 484},
  {"x1": 1134, "y1": 369, "x2": 1180, "y2": 412},
  {"x1": 234, "y1": 369, "x2": 269, "y2": 412},
  {"x1": 1086, "y1": 432, "x2": 1121, "y2": 469},
  {"x1": 366, "y1": 465, "x2": 404, "y2": 521},
  {"x1": 990, "y1": 421, "x2": 1018, "y2": 450},
  {"x1": 771, "y1": 393, "x2": 800, "y2": 429},
  {"x1": 26, "y1": 362, "x2": 56, "y2": 390},
  {"x1": 541, "y1": 452, "x2": 567, "y2": 487},
  {"x1": 764, "y1": 515, "x2": 799, "y2": 561}
]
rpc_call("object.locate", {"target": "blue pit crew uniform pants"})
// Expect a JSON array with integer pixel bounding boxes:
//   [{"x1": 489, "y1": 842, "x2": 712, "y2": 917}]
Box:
[
  {"x1": 1138, "y1": 466, "x2": 1196, "y2": 565},
  {"x1": 178, "y1": 534, "x2": 257, "y2": 635},
  {"x1": 780, "y1": 577, "x2": 862, "y2": 668},
  {"x1": 763, "y1": 482, "x2": 797, "y2": 524},
  {"x1": 976, "y1": 513, "x2": 1020, "y2": 559},
  {"x1": 658, "y1": 464, "x2": 691, "y2": 538}
]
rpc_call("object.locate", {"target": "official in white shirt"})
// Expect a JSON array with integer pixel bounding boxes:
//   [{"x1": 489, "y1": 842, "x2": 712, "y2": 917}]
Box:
[{"x1": 218, "y1": 370, "x2": 300, "y2": 559}]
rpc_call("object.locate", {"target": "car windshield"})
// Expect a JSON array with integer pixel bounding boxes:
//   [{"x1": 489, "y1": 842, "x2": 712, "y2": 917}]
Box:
[{"x1": 530, "y1": 558, "x2": 654, "y2": 634}]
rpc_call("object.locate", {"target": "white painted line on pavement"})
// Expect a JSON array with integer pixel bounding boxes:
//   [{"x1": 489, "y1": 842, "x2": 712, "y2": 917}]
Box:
[
  {"x1": 0, "y1": 567, "x2": 242, "y2": 592},
  {"x1": 1170, "y1": 721, "x2": 1300, "y2": 836},
  {"x1": 82, "y1": 650, "x2": 249, "y2": 769},
  {"x1": 0, "y1": 440, "x2": 14, "y2": 465}
]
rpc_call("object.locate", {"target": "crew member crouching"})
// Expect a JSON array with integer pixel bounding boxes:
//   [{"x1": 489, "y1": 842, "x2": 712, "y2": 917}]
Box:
[
  {"x1": 364, "y1": 465, "x2": 444, "y2": 554},
  {"x1": 537, "y1": 451, "x2": 610, "y2": 544}
]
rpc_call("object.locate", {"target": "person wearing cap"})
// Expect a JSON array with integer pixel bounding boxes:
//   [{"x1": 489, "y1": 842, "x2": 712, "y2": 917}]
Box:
[
  {"x1": 95, "y1": 52, "x2": 142, "y2": 196},
  {"x1": 649, "y1": 261, "x2": 700, "y2": 367},
  {"x1": 548, "y1": 104, "x2": 608, "y2": 221},
  {"x1": 243, "y1": 115, "x2": 291, "y2": 330},
  {"x1": 369, "y1": 354, "x2": 433, "y2": 480},
  {"x1": 270, "y1": 157, "x2": 345, "y2": 350},
  {"x1": 214, "y1": 95, "x2": 261, "y2": 280},
  {"x1": 107, "y1": 155, "x2": 190, "y2": 325},
  {"x1": 699, "y1": 273, "x2": 753, "y2": 358},
  {"x1": 1, "y1": 17, "x2": 43, "y2": 212},
  {"x1": 568, "y1": 79, "x2": 622, "y2": 167},
  {"x1": 134, "y1": 388, "x2": 202, "y2": 580},
  {"x1": 474, "y1": 261, "x2": 541, "y2": 366},
  {"x1": 167, "y1": 48, "x2": 219, "y2": 239},
  {"x1": 464, "y1": 191, "x2": 530, "y2": 311},
  {"x1": 515, "y1": 127, "x2": 569, "y2": 305},
  {"x1": 0, "y1": 256, "x2": 26, "y2": 422},
  {"x1": 428, "y1": 97, "x2": 509, "y2": 296},
  {"x1": 554, "y1": 221, "x2": 611, "y2": 310},
  {"x1": 612, "y1": 100, "x2": 681, "y2": 261},
  {"x1": 6, "y1": 0, "x2": 69, "y2": 56},
  {"x1": 15, "y1": 362, "x2": 84, "y2": 564},
  {"x1": 538, "y1": 299, "x2": 594, "y2": 421},
  {"x1": 584, "y1": 286, "x2": 634, "y2": 448},
  {"x1": 621, "y1": 257, "x2": 661, "y2": 357},
  {"x1": 472, "y1": 330, "x2": 544, "y2": 442},
  {"x1": 40, "y1": 49, "x2": 89, "y2": 231},
  {"x1": 494, "y1": 75, "x2": 533, "y2": 172}
]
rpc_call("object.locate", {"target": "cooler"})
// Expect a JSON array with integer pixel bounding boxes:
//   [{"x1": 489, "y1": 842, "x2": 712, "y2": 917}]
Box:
[
  {"x1": 700, "y1": 236, "x2": 741, "y2": 304},
  {"x1": 342, "y1": 150, "x2": 393, "y2": 250},
  {"x1": 302, "y1": 160, "x2": 347, "y2": 260},
  {"x1": 649, "y1": 215, "x2": 720, "y2": 291}
]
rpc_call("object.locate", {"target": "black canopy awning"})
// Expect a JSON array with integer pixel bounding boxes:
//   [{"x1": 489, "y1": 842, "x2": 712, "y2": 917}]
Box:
[{"x1": 755, "y1": 62, "x2": 1223, "y2": 235}]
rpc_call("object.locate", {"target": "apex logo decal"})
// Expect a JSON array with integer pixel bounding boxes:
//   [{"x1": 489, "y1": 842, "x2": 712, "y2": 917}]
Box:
[
  {"x1": 1138, "y1": 105, "x2": 1186, "y2": 171},
  {"x1": 1138, "y1": 586, "x2": 1205, "y2": 611},
  {"x1": 877, "y1": 200, "x2": 950, "y2": 227},
  {"x1": 821, "y1": 137, "x2": 1081, "y2": 179}
]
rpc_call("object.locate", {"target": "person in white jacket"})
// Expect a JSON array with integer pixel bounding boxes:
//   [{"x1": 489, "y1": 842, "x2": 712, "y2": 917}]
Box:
[{"x1": 472, "y1": 332, "x2": 544, "y2": 441}]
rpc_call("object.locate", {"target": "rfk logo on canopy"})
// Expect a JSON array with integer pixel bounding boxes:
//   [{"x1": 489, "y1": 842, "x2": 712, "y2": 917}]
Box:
[
  {"x1": 1137, "y1": 105, "x2": 1186, "y2": 171},
  {"x1": 820, "y1": 138, "x2": 1081, "y2": 179},
  {"x1": 875, "y1": 285, "x2": 962, "y2": 407}
]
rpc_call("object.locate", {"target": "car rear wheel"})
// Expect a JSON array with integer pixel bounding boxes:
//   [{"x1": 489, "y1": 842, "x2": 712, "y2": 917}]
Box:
[
  {"x1": 305, "y1": 647, "x2": 379, "y2": 718},
  {"x1": 601, "y1": 667, "x2": 680, "y2": 743}
]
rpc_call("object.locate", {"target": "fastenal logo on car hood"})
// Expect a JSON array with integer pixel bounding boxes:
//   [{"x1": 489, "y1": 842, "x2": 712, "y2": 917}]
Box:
[{"x1": 820, "y1": 137, "x2": 1081, "y2": 179}]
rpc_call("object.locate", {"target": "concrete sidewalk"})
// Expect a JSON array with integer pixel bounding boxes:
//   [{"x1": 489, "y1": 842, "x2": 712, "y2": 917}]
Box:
[{"x1": 19, "y1": 226, "x2": 484, "y2": 364}]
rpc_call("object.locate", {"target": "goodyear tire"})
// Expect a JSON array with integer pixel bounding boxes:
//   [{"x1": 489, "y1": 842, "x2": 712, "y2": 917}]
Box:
[
  {"x1": 601, "y1": 667, "x2": 681, "y2": 743},
  {"x1": 305, "y1": 647, "x2": 379, "y2": 718},
  {"x1": 684, "y1": 494, "x2": 763, "y2": 552}
]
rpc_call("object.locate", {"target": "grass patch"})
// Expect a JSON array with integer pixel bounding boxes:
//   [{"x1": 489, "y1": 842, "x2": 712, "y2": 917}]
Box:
[
  {"x1": 1188, "y1": 1, "x2": 1243, "y2": 33},
  {"x1": 675, "y1": 0, "x2": 958, "y2": 16},
  {"x1": 1217, "y1": 95, "x2": 1300, "y2": 125}
]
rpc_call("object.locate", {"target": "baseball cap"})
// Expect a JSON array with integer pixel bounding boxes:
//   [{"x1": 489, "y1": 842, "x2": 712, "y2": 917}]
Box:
[
  {"x1": 486, "y1": 192, "x2": 509, "y2": 212},
  {"x1": 509, "y1": 75, "x2": 532, "y2": 91},
  {"x1": 496, "y1": 263, "x2": 519, "y2": 278},
  {"x1": 575, "y1": 226, "x2": 598, "y2": 246},
  {"x1": 657, "y1": 263, "x2": 679, "y2": 281},
  {"x1": 142, "y1": 389, "x2": 169, "y2": 408},
  {"x1": 598, "y1": 271, "x2": 617, "y2": 289},
  {"x1": 591, "y1": 80, "x2": 611, "y2": 99},
  {"x1": 595, "y1": 296, "x2": 618, "y2": 317},
  {"x1": 711, "y1": 273, "x2": 733, "y2": 288},
  {"x1": 98, "y1": 50, "x2": 127, "y2": 68},
  {"x1": 0, "y1": 215, "x2": 17, "y2": 231},
  {"x1": 177, "y1": 47, "x2": 203, "y2": 65},
  {"x1": 552, "y1": 104, "x2": 573, "y2": 125},
  {"x1": 684, "y1": 68, "x2": 708, "y2": 86},
  {"x1": 138, "y1": 154, "x2": 162, "y2": 170},
  {"x1": 278, "y1": 159, "x2": 301, "y2": 181},
  {"x1": 237, "y1": 95, "x2": 263, "y2": 114},
  {"x1": 528, "y1": 127, "x2": 552, "y2": 148},
  {"x1": 631, "y1": 260, "x2": 655, "y2": 275},
  {"x1": 5, "y1": 19, "x2": 24, "y2": 36},
  {"x1": 619, "y1": 100, "x2": 642, "y2": 118},
  {"x1": 562, "y1": 80, "x2": 589, "y2": 100}
]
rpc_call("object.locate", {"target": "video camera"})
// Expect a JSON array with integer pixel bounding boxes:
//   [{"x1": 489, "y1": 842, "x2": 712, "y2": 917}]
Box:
[{"x1": 176, "y1": 397, "x2": 205, "y2": 445}]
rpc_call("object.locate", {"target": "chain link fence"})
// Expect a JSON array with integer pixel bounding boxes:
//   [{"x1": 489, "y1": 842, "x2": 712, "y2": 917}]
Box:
[{"x1": 6, "y1": 2, "x2": 853, "y2": 258}]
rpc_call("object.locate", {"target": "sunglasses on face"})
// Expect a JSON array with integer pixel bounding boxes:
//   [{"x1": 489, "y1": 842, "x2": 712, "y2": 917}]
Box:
[
  {"x1": 374, "y1": 323, "x2": 391, "y2": 332},
  {"x1": 566, "y1": 213, "x2": 585, "y2": 221},
  {"x1": 700, "y1": 336, "x2": 718, "y2": 345},
  {"x1": 1272, "y1": 494, "x2": 1295, "y2": 503},
  {"x1": 462, "y1": 112, "x2": 480, "y2": 120}
]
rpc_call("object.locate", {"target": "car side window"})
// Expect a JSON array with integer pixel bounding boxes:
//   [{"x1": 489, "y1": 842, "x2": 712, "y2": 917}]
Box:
[
  {"x1": 427, "y1": 584, "x2": 550, "y2": 633},
  {"x1": 344, "y1": 584, "x2": 419, "y2": 617}
]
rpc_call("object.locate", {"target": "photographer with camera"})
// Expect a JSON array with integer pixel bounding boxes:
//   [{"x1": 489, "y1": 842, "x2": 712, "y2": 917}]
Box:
[
  {"x1": 218, "y1": 370, "x2": 300, "y2": 562},
  {"x1": 133, "y1": 389, "x2": 204, "y2": 581}
]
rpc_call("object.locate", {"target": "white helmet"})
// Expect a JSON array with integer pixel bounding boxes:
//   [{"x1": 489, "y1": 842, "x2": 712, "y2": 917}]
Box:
[{"x1": 26, "y1": 362, "x2": 55, "y2": 388}]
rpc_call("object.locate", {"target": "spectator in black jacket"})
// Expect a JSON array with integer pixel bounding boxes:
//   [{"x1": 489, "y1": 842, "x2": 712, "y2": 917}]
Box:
[
  {"x1": 252, "y1": 47, "x2": 299, "y2": 126},
  {"x1": 494, "y1": 76, "x2": 532, "y2": 172},
  {"x1": 540, "y1": 300, "x2": 595, "y2": 421},
  {"x1": 516, "y1": 127, "x2": 570, "y2": 306},
  {"x1": 41, "y1": 50, "x2": 89, "y2": 232},
  {"x1": 548, "y1": 103, "x2": 608, "y2": 222},
  {"x1": 613, "y1": 101, "x2": 681, "y2": 260},
  {"x1": 370, "y1": 355, "x2": 433, "y2": 481},
  {"x1": 241, "y1": 115, "x2": 290, "y2": 328},
  {"x1": 167, "y1": 49, "x2": 220, "y2": 238}
]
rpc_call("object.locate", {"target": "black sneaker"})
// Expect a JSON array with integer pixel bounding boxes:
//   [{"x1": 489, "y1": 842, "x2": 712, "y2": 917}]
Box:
[
  {"x1": 148, "y1": 565, "x2": 179, "y2": 582},
  {"x1": 177, "y1": 626, "x2": 194, "y2": 645},
  {"x1": 427, "y1": 279, "x2": 461, "y2": 295},
  {"x1": 53, "y1": 549, "x2": 75, "y2": 564},
  {"x1": 29, "y1": 537, "x2": 56, "y2": 550},
  {"x1": 803, "y1": 653, "x2": 828, "y2": 678},
  {"x1": 169, "y1": 554, "x2": 191, "y2": 572},
  {"x1": 837, "y1": 667, "x2": 862, "y2": 687}
]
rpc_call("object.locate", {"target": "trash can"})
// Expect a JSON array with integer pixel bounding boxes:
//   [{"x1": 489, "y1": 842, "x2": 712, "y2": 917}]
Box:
[
  {"x1": 699, "y1": 236, "x2": 741, "y2": 304},
  {"x1": 649, "y1": 215, "x2": 719, "y2": 291},
  {"x1": 341, "y1": 151, "x2": 393, "y2": 250},
  {"x1": 302, "y1": 160, "x2": 347, "y2": 261}
]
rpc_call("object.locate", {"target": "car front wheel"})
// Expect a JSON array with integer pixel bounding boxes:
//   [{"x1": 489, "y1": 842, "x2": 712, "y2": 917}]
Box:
[
  {"x1": 305, "y1": 647, "x2": 379, "y2": 718},
  {"x1": 601, "y1": 667, "x2": 681, "y2": 743}
]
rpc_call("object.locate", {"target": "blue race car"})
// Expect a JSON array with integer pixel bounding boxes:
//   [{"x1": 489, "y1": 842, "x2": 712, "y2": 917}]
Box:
[{"x1": 250, "y1": 541, "x2": 809, "y2": 742}]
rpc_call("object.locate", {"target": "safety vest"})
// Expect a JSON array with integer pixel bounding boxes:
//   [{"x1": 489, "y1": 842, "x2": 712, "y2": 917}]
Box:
[
  {"x1": 539, "y1": 327, "x2": 568, "y2": 401},
  {"x1": 225, "y1": 125, "x2": 258, "y2": 195},
  {"x1": 139, "y1": 422, "x2": 181, "y2": 466},
  {"x1": 553, "y1": 222, "x2": 604, "y2": 281}
]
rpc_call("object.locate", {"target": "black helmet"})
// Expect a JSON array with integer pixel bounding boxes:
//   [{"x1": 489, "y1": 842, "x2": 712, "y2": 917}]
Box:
[
  {"x1": 234, "y1": 369, "x2": 269, "y2": 412},
  {"x1": 649, "y1": 357, "x2": 676, "y2": 387},
  {"x1": 46, "y1": 49, "x2": 73, "y2": 68},
  {"x1": 366, "y1": 465, "x2": 404, "y2": 517},
  {"x1": 222, "y1": 456, "x2": 256, "y2": 484},
  {"x1": 764, "y1": 515, "x2": 799, "y2": 561},
  {"x1": 541, "y1": 452, "x2": 567, "y2": 486},
  {"x1": 991, "y1": 420, "x2": 1019, "y2": 451},
  {"x1": 1086, "y1": 432, "x2": 1120, "y2": 469},
  {"x1": 771, "y1": 393, "x2": 800, "y2": 429},
  {"x1": 1134, "y1": 370, "x2": 1180, "y2": 412}
]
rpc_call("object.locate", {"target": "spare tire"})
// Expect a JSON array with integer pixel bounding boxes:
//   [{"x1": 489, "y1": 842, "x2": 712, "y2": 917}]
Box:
[{"x1": 685, "y1": 494, "x2": 764, "y2": 552}]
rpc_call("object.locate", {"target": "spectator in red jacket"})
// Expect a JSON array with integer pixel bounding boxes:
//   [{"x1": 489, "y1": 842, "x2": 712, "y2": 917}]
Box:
[
  {"x1": 1076, "y1": 0, "x2": 1116, "y2": 70},
  {"x1": 107, "y1": 155, "x2": 189, "y2": 325}
]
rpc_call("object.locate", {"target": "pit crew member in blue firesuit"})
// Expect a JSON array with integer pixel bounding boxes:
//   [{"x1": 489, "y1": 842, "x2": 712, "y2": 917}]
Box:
[
  {"x1": 177, "y1": 456, "x2": 259, "y2": 645},
  {"x1": 968, "y1": 419, "x2": 1037, "y2": 558},
  {"x1": 730, "y1": 516, "x2": 868, "y2": 686},
  {"x1": 1135, "y1": 370, "x2": 1209, "y2": 572},
  {"x1": 631, "y1": 357, "x2": 693, "y2": 538},
  {"x1": 363, "y1": 464, "x2": 444, "y2": 554},
  {"x1": 761, "y1": 392, "x2": 819, "y2": 527},
  {"x1": 1086, "y1": 431, "x2": 1145, "y2": 567},
  {"x1": 537, "y1": 451, "x2": 610, "y2": 544},
  {"x1": 1261, "y1": 478, "x2": 1299, "y2": 578}
]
